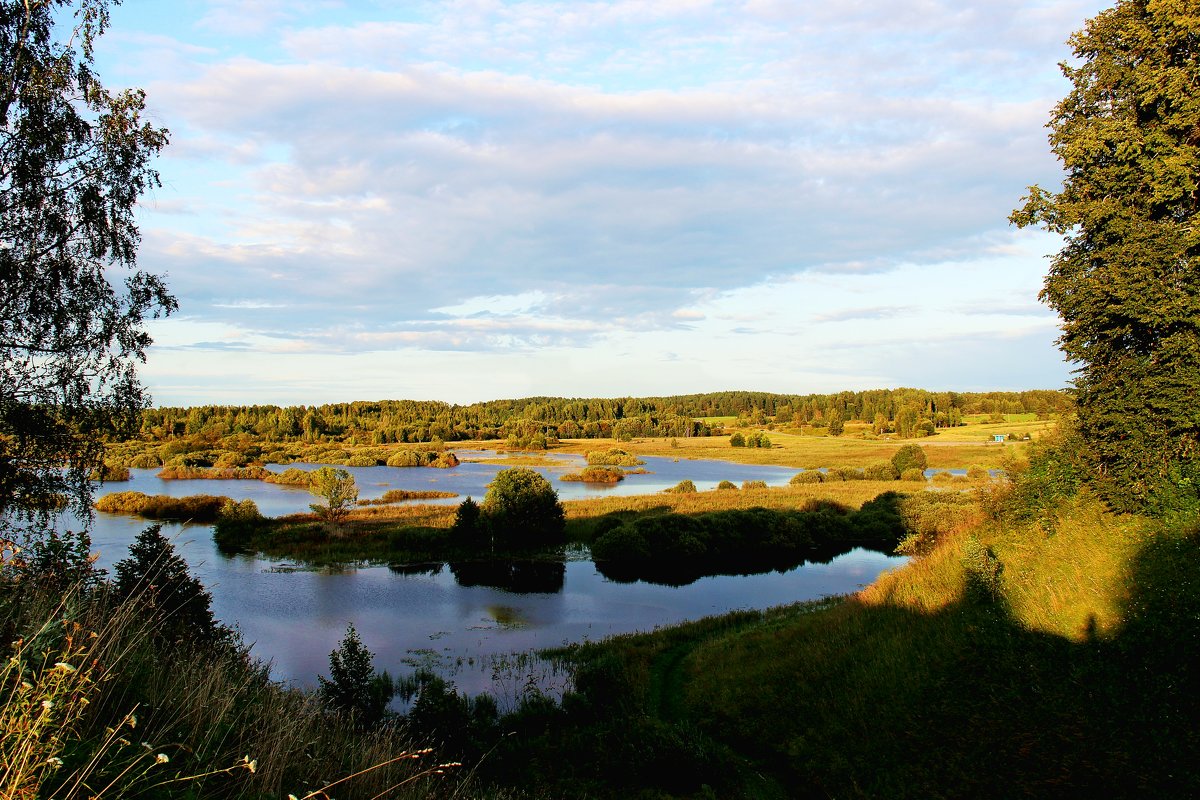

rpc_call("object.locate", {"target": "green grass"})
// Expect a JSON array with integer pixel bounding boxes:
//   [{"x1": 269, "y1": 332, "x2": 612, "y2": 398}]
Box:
[{"x1": 553, "y1": 491, "x2": 1200, "y2": 797}]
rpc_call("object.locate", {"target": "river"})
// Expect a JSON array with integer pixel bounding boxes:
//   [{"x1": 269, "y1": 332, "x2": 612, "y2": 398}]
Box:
[{"x1": 80, "y1": 454, "x2": 906, "y2": 701}]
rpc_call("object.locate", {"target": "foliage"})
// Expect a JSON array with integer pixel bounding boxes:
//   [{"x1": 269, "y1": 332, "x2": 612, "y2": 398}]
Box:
[
  {"x1": 0, "y1": 0, "x2": 174, "y2": 544},
  {"x1": 265, "y1": 467, "x2": 314, "y2": 486},
  {"x1": 317, "y1": 624, "x2": 394, "y2": 729},
  {"x1": 741, "y1": 480, "x2": 768, "y2": 490},
  {"x1": 561, "y1": 466, "x2": 625, "y2": 483},
  {"x1": 664, "y1": 480, "x2": 697, "y2": 494},
  {"x1": 481, "y1": 468, "x2": 565, "y2": 548},
  {"x1": 729, "y1": 432, "x2": 745, "y2": 447},
  {"x1": 716, "y1": 480, "x2": 737, "y2": 490},
  {"x1": 94, "y1": 491, "x2": 230, "y2": 522},
  {"x1": 864, "y1": 462, "x2": 899, "y2": 481},
  {"x1": 449, "y1": 496, "x2": 484, "y2": 545},
  {"x1": 891, "y1": 444, "x2": 928, "y2": 474},
  {"x1": 308, "y1": 467, "x2": 358, "y2": 524},
  {"x1": 585, "y1": 448, "x2": 644, "y2": 467},
  {"x1": 900, "y1": 467, "x2": 926, "y2": 482},
  {"x1": 112, "y1": 524, "x2": 230, "y2": 647},
  {"x1": 1011, "y1": 1, "x2": 1200, "y2": 513},
  {"x1": 790, "y1": 470, "x2": 824, "y2": 485}
]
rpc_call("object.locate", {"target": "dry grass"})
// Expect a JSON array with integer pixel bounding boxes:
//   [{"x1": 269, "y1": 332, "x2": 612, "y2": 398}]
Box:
[{"x1": 538, "y1": 430, "x2": 1035, "y2": 470}]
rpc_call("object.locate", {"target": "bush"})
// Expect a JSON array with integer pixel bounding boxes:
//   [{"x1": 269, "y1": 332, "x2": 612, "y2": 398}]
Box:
[
  {"x1": 790, "y1": 470, "x2": 824, "y2": 484},
  {"x1": 966, "y1": 464, "x2": 990, "y2": 480},
  {"x1": 665, "y1": 480, "x2": 697, "y2": 494},
  {"x1": 931, "y1": 471, "x2": 955, "y2": 483},
  {"x1": 891, "y1": 444, "x2": 928, "y2": 474},
  {"x1": 386, "y1": 449, "x2": 423, "y2": 467},
  {"x1": 562, "y1": 466, "x2": 624, "y2": 484},
  {"x1": 586, "y1": 449, "x2": 644, "y2": 467},
  {"x1": 128, "y1": 452, "x2": 161, "y2": 469},
  {"x1": 828, "y1": 467, "x2": 865, "y2": 481},
  {"x1": 265, "y1": 467, "x2": 313, "y2": 486},
  {"x1": 213, "y1": 451, "x2": 248, "y2": 468},
  {"x1": 741, "y1": 480, "x2": 768, "y2": 490},
  {"x1": 716, "y1": 480, "x2": 737, "y2": 490},
  {"x1": 482, "y1": 468, "x2": 565, "y2": 548},
  {"x1": 729, "y1": 433, "x2": 746, "y2": 447},
  {"x1": 900, "y1": 468, "x2": 926, "y2": 482},
  {"x1": 95, "y1": 491, "x2": 230, "y2": 522},
  {"x1": 89, "y1": 463, "x2": 131, "y2": 481},
  {"x1": 345, "y1": 454, "x2": 381, "y2": 467},
  {"x1": 864, "y1": 462, "x2": 899, "y2": 481}
]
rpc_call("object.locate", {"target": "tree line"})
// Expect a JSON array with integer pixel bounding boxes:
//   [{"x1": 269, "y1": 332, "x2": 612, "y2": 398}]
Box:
[{"x1": 132, "y1": 388, "x2": 1071, "y2": 447}]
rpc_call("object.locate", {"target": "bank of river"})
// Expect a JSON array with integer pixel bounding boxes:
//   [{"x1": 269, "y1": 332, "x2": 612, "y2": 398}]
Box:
[{"x1": 85, "y1": 455, "x2": 905, "y2": 700}]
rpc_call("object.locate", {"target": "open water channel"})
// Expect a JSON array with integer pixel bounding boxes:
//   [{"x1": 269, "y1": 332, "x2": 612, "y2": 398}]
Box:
[{"x1": 81, "y1": 452, "x2": 905, "y2": 703}]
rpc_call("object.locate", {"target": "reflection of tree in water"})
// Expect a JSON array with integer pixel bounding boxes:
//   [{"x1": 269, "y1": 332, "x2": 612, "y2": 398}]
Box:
[
  {"x1": 450, "y1": 559, "x2": 566, "y2": 593},
  {"x1": 592, "y1": 540, "x2": 877, "y2": 587},
  {"x1": 387, "y1": 562, "x2": 444, "y2": 577}
]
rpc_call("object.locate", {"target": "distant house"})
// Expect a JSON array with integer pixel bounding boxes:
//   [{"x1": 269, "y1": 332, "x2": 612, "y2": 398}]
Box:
[{"x1": 991, "y1": 434, "x2": 1007, "y2": 443}]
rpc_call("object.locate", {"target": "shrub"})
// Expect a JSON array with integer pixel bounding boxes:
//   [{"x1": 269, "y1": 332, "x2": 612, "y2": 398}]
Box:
[
  {"x1": 345, "y1": 454, "x2": 381, "y2": 467},
  {"x1": 966, "y1": 464, "x2": 990, "y2": 480},
  {"x1": 262, "y1": 449, "x2": 293, "y2": 464},
  {"x1": 716, "y1": 480, "x2": 737, "y2": 490},
  {"x1": 931, "y1": 471, "x2": 955, "y2": 483},
  {"x1": 95, "y1": 491, "x2": 230, "y2": 522},
  {"x1": 665, "y1": 480, "x2": 697, "y2": 494},
  {"x1": 482, "y1": 468, "x2": 565, "y2": 548},
  {"x1": 213, "y1": 451, "x2": 248, "y2": 468},
  {"x1": 128, "y1": 452, "x2": 161, "y2": 469},
  {"x1": 265, "y1": 467, "x2": 313, "y2": 486},
  {"x1": 864, "y1": 462, "x2": 899, "y2": 481},
  {"x1": 586, "y1": 449, "x2": 644, "y2": 467},
  {"x1": 430, "y1": 452, "x2": 460, "y2": 468},
  {"x1": 790, "y1": 470, "x2": 824, "y2": 484},
  {"x1": 386, "y1": 450, "x2": 423, "y2": 467},
  {"x1": 562, "y1": 466, "x2": 624, "y2": 484},
  {"x1": 891, "y1": 444, "x2": 928, "y2": 474},
  {"x1": 828, "y1": 467, "x2": 865, "y2": 481},
  {"x1": 900, "y1": 468, "x2": 926, "y2": 482},
  {"x1": 729, "y1": 433, "x2": 745, "y2": 447},
  {"x1": 89, "y1": 463, "x2": 131, "y2": 481},
  {"x1": 741, "y1": 480, "x2": 768, "y2": 490}
]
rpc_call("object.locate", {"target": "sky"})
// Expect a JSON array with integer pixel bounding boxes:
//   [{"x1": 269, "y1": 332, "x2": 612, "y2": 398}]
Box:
[{"x1": 90, "y1": 0, "x2": 1113, "y2": 407}]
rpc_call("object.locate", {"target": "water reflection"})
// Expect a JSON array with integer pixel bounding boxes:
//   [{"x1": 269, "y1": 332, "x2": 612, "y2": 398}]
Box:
[{"x1": 449, "y1": 559, "x2": 567, "y2": 593}]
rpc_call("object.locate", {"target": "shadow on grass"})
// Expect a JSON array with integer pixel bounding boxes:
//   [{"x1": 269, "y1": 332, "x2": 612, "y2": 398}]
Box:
[{"x1": 653, "y1": 523, "x2": 1200, "y2": 798}]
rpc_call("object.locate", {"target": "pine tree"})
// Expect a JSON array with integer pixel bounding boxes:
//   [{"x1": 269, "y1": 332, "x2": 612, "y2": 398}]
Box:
[{"x1": 317, "y1": 623, "x2": 393, "y2": 728}]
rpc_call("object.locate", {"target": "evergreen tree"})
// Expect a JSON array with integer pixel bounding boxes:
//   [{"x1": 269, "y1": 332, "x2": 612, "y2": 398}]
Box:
[
  {"x1": 317, "y1": 623, "x2": 393, "y2": 728},
  {"x1": 1012, "y1": 0, "x2": 1200, "y2": 512},
  {"x1": 113, "y1": 524, "x2": 228, "y2": 646}
]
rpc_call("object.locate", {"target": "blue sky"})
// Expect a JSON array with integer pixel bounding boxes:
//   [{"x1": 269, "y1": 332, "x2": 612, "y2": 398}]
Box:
[{"x1": 92, "y1": 0, "x2": 1110, "y2": 406}]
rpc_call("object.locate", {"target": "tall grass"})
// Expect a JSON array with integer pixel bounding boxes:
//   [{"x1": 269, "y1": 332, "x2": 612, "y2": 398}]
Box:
[{"x1": 0, "y1": 557, "x2": 469, "y2": 799}]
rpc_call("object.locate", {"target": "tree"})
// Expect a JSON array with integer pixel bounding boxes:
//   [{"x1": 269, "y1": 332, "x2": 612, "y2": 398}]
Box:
[
  {"x1": 1, "y1": 0, "x2": 173, "y2": 541},
  {"x1": 827, "y1": 408, "x2": 845, "y2": 437},
  {"x1": 308, "y1": 467, "x2": 358, "y2": 524},
  {"x1": 1012, "y1": 0, "x2": 1200, "y2": 512},
  {"x1": 113, "y1": 524, "x2": 229, "y2": 647},
  {"x1": 317, "y1": 623, "x2": 393, "y2": 729},
  {"x1": 481, "y1": 467, "x2": 564, "y2": 548},
  {"x1": 891, "y1": 444, "x2": 928, "y2": 475}
]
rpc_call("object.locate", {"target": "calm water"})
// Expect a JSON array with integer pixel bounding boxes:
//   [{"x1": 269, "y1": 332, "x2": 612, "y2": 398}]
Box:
[{"x1": 81, "y1": 453, "x2": 905, "y2": 700}]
